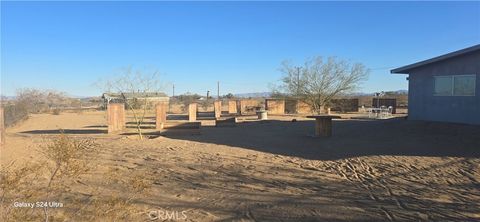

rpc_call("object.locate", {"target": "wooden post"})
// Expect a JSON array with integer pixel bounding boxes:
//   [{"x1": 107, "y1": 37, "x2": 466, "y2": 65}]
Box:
[
  {"x1": 228, "y1": 100, "x2": 237, "y2": 114},
  {"x1": 188, "y1": 103, "x2": 197, "y2": 122},
  {"x1": 315, "y1": 118, "x2": 332, "y2": 137},
  {"x1": 0, "y1": 107, "x2": 4, "y2": 146},
  {"x1": 107, "y1": 103, "x2": 125, "y2": 134},
  {"x1": 156, "y1": 102, "x2": 167, "y2": 130},
  {"x1": 307, "y1": 115, "x2": 339, "y2": 137},
  {"x1": 214, "y1": 100, "x2": 222, "y2": 118}
]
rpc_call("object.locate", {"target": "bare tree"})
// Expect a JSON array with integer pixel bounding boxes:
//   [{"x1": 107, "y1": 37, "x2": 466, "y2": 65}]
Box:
[
  {"x1": 103, "y1": 67, "x2": 163, "y2": 139},
  {"x1": 280, "y1": 56, "x2": 369, "y2": 114}
]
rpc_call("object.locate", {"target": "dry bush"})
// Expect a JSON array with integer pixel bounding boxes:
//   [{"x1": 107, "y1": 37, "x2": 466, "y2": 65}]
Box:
[
  {"x1": 199, "y1": 99, "x2": 210, "y2": 111},
  {"x1": 1, "y1": 133, "x2": 155, "y2": 221},
  {"x1": 76, "y1": 167, "x2": 154, "y2": 221},
  {"x1": 172, "y1": 93, "x2": 202, "y2": 112},
  {"x1": 52, "y1": 108, "x2": 61, "y2": 115},
  {"x1": 0, "y1": 133, "x2": 98, "y2": 222},
  {"x1": 3, "y1": 104, "x2": 29, "y2": 127},
  {"x1": 73, "y1": 108, "x2": 85, "y2": 114},
  {"x1": 40, "y1": 133, "x2": 98, "y2": 222},
  {"x1": 101, "y1": 67, "x2": 165, "y2": 139},
  {"x1": 3, "y1": 88, "x2": 71, "y2": 127},
  {"x1": 0, "y1": 162, "x2": 45, "y2": 221}
]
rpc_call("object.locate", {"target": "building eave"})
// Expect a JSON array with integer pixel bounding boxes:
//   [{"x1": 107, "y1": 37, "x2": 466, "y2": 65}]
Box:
[{"x1": 391, "y1": 44, "x2": 480, "y2": 74}]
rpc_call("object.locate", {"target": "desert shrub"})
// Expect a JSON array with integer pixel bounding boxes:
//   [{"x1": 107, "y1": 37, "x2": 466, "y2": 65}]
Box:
[
  {"x1": 39, "y1": 133, "x2": 97, "y2": 187},
  {"x1": 173, "y1": 93, "x2": 201, "y2": 112},
  {"x1": 0, "y1": 133, "x2": 155, "y2": 221},
  {"x1": 0, "y1": 162, "x2": 45, "y2": 221},
  {"x1": 40, "y1": 133, "x2": 98, "y2": 221},
  {"x1": 3, "y1": 89, "x2": 71, "y2": 126},
  {"x1": 73, "y1": 108, "x2": 85, "y2": 114},
  {"x1": 3, "y1": 104, "x2": 29, "y2": 127},
  {"x1": 52, "y1": 108, "x2": 61, "y2": 115},
  {"x1": 0, "y1": 133, "x2": 98, "y2": 222},
  {"x1": 199, "y1": 99, "x2": 210, "y2": 111}
]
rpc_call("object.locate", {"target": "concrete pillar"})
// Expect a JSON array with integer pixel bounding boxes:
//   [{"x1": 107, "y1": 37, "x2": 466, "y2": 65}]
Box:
[
  {"x1": 156, "y1": 102, "x2": 168, "y2": 130},
  {"x1": 214, "y1": 100, "x2": 222, "y2": 118},
  {"x1": 327, "y1": 107, "x2": 331, "y2": 115},
  {"x1": 107, "y1": 103, "x2": 125, "y2": 134},
  {"x1": 188, "y1": 103, "x2": 197, "y2": 122},
  {"x1": 228, "y1": 100, "x2": 237, "y2": 114},
  {"x1": 0, "y1": 107, "x2": 4, "y2": 146}
]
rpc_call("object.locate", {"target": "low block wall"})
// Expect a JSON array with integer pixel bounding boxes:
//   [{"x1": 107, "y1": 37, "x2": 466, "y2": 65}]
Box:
[
  {"x1": 239, "y1": 99, "x2": 260, "y2": 115},
  {"x1": 265, "y1": 99, "x2": 285, "y2": 115},
  {"x1": 297, "y1": 101, "x2": 312, "y2": 114},
  {"x1": 330, "y1": 99, "x2": 359, "y2": 112}
]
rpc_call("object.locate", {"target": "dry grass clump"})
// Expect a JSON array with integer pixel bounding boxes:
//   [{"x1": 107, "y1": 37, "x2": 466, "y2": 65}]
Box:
[
  {"x1": 51, "y1": 108, "x2": 61, "y2": 115},
  {"x1": 0, "y1": 162, "x2": 44, "y2": 221},
  {"x1": 1, "y1": 133, "x2": 155, "y2": 221},
  {"x1": 80, "y1": 168, "x2": 154, "y2": 221},
  {"x1": 0, "y1": 133, "x2": 98, "y2": 221}
]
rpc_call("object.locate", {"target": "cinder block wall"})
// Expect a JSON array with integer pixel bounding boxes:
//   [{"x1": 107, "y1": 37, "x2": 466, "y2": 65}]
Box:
[{"x1": 265, "y1": 99, "x2": 285, "y2": 115}]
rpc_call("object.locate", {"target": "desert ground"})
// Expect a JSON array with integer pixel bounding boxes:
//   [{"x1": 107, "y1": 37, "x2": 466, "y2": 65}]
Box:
[{"x1": 1, "y1": 110, "x2": 480, "y2": 221}]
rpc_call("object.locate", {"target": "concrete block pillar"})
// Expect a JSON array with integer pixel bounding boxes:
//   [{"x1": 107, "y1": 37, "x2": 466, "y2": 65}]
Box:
[
  {"x1": 0, "y1": 107, "x2": 4, "y2": 146},
  {"x1": 214, "y1": 100, "x2": 222, "y2": 118},
  {"x1": 228, "y1": 100, "x2": 237, "y2": 114},
  {"x1": 107, "y1": 103, "x2": 125, "y2": 134},
  {"x1": 188, "y1": 103, "x2": 197, "y2": 122},
  {"x1": 156, "y1": 102, "x2": 168, "y2": 130}
]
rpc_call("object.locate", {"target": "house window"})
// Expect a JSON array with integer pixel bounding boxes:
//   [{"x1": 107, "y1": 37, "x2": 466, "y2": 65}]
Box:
[
  {"x1": 453, "y1": 75, "x2": 476, "y2": 96},
  {"x1": 434, "y1": 75, "x2": 476, "y2": 96},
  {"x1": 434, "y1": 76, "x2": 453, "y2": 96}
]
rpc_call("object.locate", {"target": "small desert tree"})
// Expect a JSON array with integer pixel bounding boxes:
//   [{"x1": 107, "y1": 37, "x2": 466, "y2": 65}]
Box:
[
  {"x1": 279, "y1": 56, "x2": 369, "y2": 114},
  {"x1": 103, "y1": 67, "x2": 164, "y2": 139}
]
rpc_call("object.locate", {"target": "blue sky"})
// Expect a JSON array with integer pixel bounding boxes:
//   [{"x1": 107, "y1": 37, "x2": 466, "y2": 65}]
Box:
[{"x1": 1, "y1": 1, "x2": 479, "y2": 97}]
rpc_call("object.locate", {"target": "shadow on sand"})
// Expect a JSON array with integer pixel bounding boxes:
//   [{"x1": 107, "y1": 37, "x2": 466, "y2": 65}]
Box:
[
  {"x1": 163, "y1": 118, "x2": 480, "y2": 161},
  {"x1": 20, "y1": 129, "x2": 108, "y2": 134}
]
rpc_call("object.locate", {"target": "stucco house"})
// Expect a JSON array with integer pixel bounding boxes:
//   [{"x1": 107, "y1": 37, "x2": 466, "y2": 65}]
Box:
[{"x1": 391, "y1": 44, "x2": 479, "y2": 125}]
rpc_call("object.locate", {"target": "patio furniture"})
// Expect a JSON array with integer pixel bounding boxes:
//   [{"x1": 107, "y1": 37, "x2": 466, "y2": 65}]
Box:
[
  {"x1": 378, "y1": 106, "x2": 393, "y2": 119},
  {"x1": 368, "y1": 108, "x2": 382, "y2": 118},
  {"x1": 306, "y1": 115, "x2": 341, "y2": 137}
]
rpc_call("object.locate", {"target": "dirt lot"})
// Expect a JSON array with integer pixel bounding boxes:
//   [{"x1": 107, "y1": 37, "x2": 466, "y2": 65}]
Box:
[{"x1": 1, "y1": 111, "x2": 480, "y2": 221}]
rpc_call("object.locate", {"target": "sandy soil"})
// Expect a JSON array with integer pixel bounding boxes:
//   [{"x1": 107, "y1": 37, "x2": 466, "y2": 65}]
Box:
[{"x1": 1, "y1": 111, "x2": 480, "y2": 221}]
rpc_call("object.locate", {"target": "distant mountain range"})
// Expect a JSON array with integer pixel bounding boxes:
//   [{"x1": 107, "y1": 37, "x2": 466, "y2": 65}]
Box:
[
  {"x1": 350, "y1": 90, "x2": 408, "y2": 96},
  {"x1": 234, "y1": 90, "x2": 408, "y2": 98},
  {"x1": 2, "y1": 90, "x2": 407, "y2": 100},
  {"x1": 233, "y1": 92, "x2": 272, "y2": 98}
]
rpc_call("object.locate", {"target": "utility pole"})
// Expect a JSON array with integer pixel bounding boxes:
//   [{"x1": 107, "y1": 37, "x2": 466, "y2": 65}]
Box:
[
  {"x1": 295, "y1": 66, "x2": 301, "y2": 97},
  {"x1": 217, "y1": 81, "x2": 220, "y2": 100}
]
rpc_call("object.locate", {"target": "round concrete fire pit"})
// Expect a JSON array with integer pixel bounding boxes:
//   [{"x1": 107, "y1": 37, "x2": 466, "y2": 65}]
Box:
[{"x1": 256, "y1": 110, "x2": 268, "y2": 120}]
